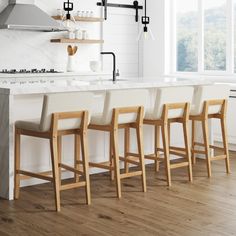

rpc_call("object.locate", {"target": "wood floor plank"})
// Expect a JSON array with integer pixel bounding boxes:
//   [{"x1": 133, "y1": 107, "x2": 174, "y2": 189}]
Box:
[{"x1": 0, "y1": 152, "x2": 236, "y2": 235}]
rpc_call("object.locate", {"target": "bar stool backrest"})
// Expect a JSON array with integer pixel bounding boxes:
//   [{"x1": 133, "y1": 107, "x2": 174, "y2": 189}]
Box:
[
  {"x1": 152, "y1": 86, "x2": 194, "y2": 120},
  {"x1": 102, "y1": 89, "x2": 149, "y2": 125},
  {"x1": 39, "y1": 92, "x2": 94, "y2": 132},
  {"x1": 191, "y1": 84, "x2": 230, "y2": 116}
]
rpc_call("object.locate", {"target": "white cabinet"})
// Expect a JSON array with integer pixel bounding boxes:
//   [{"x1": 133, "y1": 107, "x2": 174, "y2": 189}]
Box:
[{"x1": 213, "y1": 88, "x2": 236, "y2": 150}]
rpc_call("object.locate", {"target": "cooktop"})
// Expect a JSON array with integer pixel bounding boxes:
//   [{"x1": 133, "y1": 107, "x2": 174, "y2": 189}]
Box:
[{"x1": 0, "y1": 69, "x2": 61, "y2": 74}]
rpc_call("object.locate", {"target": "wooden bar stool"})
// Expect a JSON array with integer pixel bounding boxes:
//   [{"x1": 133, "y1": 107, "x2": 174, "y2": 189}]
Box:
[
  {"x1": 190, "y1": 84, "x2": 230, "y2": 177},
  {"x1": 144, "y1": 86, "x2": 194, "y2": 186},
  {"x1": 14, "y1": 92, "x2": 94, "y2": 212},
  {"x1": 89, "y1": 89, "x2": 148, "y2": 198}
]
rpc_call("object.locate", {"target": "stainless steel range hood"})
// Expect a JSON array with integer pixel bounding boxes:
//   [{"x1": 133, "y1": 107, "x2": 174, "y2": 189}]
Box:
[{"x1": 0, "y1": 0, "x2": 65, "y2": 32}]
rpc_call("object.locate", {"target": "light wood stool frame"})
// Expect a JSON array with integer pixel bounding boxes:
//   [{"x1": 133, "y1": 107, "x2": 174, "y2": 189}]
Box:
[
  {"x1": 144, "y1": 103, "x2": 193, "y2": 186},
  {"x1": 14, "y1": 111, "x2": 91, "y2": 212},
  {"x1": 89, "y1": 106, "x2": 146, "y2": 198},
  {"x1": 190, "y1": 99, "x2": 230, "y2": 177}
]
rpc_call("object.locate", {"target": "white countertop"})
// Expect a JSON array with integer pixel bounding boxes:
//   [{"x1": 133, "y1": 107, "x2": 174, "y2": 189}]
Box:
[
  {"x1": 0, "y1": 71, "x2": 111, "y2": 79},
  {"x1": 0, "y1": 76, "x2": 213, "y2": 95}
]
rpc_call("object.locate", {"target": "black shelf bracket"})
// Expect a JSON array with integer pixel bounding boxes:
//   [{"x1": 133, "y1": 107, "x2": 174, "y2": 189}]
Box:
[{"x1": 97, "y1": 0, "x2": 143, "y2": 22}]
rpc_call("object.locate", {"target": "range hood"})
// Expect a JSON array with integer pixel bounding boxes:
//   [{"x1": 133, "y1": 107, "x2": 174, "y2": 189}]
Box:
[{"x1": 0, "y1": 0, "x2": 65, "y2": 32}]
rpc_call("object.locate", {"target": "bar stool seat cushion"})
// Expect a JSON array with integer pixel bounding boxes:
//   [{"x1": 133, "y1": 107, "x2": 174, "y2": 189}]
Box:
[
  {"x1": 190, "y1": 84, "x2": 230, "y2": 116},
  {"x1": 91, "y1": 89, "x2": 149, "y2": 126},
  {"x1": 144, "y1": 109, "x2": 156, "y2": 120},
  {"x1": 90, "y1": 114, "x2": 105, "y2": 125},
  {"x1": 15, "y1": 119, "x2": 41, "y2": 132},
  {"x1": 144, "y1": 86, "x2": 194, "y2": 120}
]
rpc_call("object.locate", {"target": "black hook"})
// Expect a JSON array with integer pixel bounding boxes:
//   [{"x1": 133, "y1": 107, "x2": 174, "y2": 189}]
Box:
[{"x1": 133, "y1": 1, "x2": 139, "y2": 22}]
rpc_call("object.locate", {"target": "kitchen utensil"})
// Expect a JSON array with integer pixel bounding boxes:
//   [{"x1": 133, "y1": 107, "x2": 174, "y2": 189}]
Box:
[
  {"x1": 73, "y1": 46, "x2": 78, "y2": 55},
  {"x1": 67, "y1": 45, "x2": 72, "y2": 55}
]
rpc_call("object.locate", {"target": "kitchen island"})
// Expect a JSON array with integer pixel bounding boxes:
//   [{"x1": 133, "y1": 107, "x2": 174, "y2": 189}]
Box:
[{"x1": 0, "y1": 74, "x2": 211, "y2": 200}]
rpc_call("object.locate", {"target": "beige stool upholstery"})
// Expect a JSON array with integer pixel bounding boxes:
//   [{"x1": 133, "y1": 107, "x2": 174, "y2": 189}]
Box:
[
  {"x1": 89, "y1": 89, "x2": 148, "y2": 198},
  {"x1": 144, "y1": 86, "x2": 194, "y2": 186},
  {"x1": 14, "y1": 92, "x2": 94, "y2": 212},
  {"x1": 190, "y1": 84, "x2": 230, "y2": 177}
]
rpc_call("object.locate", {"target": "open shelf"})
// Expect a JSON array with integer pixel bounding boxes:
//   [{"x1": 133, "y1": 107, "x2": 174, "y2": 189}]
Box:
[
  {"x1": 50, "y1": 38, "x2": 104, "y2": 44},
  {"x1": 52, "y1": 16, "x2": 104, "y2": 22}
]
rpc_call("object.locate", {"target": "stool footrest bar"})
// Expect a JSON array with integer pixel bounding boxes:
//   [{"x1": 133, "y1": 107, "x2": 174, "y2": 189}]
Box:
[
  {"x1": 119, "y1": 156, "x2": 140, "y2": 165},
  {"x1": 120, "y1": 171, "x2": 143, "y2": 179},
  {"x1": 60, "y1": 163, "x2": 84, "y2": 176},
  {"x1": 18, "y1": 170, "x2": 53, "y2": 182},
  {"x1": 170, "y1": 162, "x2": 189, "y2": 169},
  {"x1": 211, "y1": 155, "x2": 227, "y2": 161},
  {"x1": 60, "y1": 181, "x2": 86, "y2": 191},
  {"x1": 89, "y1": 161, "x2": 113, "y2": 170}
]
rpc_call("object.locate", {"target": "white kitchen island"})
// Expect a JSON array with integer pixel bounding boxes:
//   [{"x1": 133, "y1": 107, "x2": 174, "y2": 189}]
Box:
[{"x1": 0, "y1": 74, "x2": 211, "y2": 200}]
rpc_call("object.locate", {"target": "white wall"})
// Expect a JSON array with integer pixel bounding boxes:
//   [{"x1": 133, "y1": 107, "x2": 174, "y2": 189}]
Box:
[{"x1": 143, "y1": 0, "x2": 166, "y2": 77}]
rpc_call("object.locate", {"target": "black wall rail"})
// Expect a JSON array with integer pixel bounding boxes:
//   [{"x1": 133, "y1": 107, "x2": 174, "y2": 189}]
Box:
[{"x1": 97, "y1": 0, "x2": 143, "y2": 22}]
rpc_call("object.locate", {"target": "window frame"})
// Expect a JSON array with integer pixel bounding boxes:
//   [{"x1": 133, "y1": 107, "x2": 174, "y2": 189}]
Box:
[{"x1": 170, "y1": 0, "x2": 235, "y2": 76}]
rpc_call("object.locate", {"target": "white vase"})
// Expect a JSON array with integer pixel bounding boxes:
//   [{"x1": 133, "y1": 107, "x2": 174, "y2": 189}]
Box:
[{"x1": 67, "y1": 56, "x2": 76, "y2": 72}]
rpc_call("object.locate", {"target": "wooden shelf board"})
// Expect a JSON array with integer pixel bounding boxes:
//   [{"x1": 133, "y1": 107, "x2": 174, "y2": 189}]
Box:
[
  {"x1": 52, "y1": 16, "x2": 104, "y2": 22},
  {"x1": 50, "y1": 39, "x2": 104, "y2": 44}
]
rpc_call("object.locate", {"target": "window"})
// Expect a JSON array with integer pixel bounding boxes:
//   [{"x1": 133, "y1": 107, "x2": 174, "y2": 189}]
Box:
[
  {"x1": 176, "y1": 0, "x2": 198, "y2": 72},
  {"x1": 172, "y1": 0, "x2": 235, "y2": 74}
]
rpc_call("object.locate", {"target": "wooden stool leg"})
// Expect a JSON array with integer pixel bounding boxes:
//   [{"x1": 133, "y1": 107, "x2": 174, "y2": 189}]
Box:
[
  {"x1": 220, "y1": 117, "x2": 231, "y2": 174},
  {"x1": 14, "y1": 129, "x2": 21, "y2": 200},
  {"x1": 112, "y1": 129, "x2": 122, "y2": 199},
  {"x1": 136, "y1": 125, "x2": 147, "y2": 193},
  {"x1": 183, "y1": 121, "x2": 193, "y2": 182},
  {"x1": 74, "y1": 134, "x2": 81, "y2": 182},
  {"x1": 154, "y1": 125, "x2": 160, "y2": 172},
  {"x1": 109, "y1": 132, "x2": 115, "y2": 181},
  {"x1": 57, "y1": 136, "x2": 62, "y2": 183},
  {"x1": 191, "y1": 120, "x2": 196, "y2": 165},
  {"x1": 161, "y1": 123, "x2": 171, "y2": 186},
  {"x1": 50, "y1": 137, "x2": 61, "y2": 212},
  {"x1": 202, "y1": 120, "x2": 212, "y2": 178},
  {"x1": 124, "y1": 127, "x2": 130, "y2": 173},
  {"x1": 80, "y1": 132, "x2": 91, "y2": 205}
]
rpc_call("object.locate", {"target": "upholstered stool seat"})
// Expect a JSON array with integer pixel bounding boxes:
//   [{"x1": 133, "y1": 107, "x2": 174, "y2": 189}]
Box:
[
  {"x1": 190, "y1": 84, "x2": 230, "y2": 177},
  {"x1": 143, "y1": 86, "x2": 194, "y2": 186},
  {"x1": 90, "y1": 114, "x2": 107, "y2": 125},
  {"x1": 14, "y1": 92, "x2": 94, "y2": 212},
  {"x1": 89, "y1": 89, "x2": 149, "y2": 198},
  {"x1": 15, "y1": 119, "x2": 41, "y2": 132}
]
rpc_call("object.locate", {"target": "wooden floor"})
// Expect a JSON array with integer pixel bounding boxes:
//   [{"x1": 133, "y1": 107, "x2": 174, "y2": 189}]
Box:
[{"x1": 0, "y1": 153, "x2": 236, "y2": 236}]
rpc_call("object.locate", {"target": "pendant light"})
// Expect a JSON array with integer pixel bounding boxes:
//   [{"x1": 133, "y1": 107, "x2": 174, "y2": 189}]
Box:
[
  {"x1": 61, "y1": 0, "x2": 76, "y2": 30},
  {"x1": 137, "y1": 0, "x2": 155, "y2": 41}
]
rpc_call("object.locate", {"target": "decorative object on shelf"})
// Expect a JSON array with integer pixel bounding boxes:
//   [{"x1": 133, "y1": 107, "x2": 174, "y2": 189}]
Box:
[
  {"x1": 137, "y1": 0, "x2": 154, "y2": 41},
  {"x1": 57, "y1": 9, "x2": 64, "y2": 17},
  {"x1": 82, "y1": 30, "x2": 88, "y2": 40},
  {"x1": 77, "y1": 10, "x2": 94, "y2": 18},
  {"x1": 97, "y1": 0, "x2": 143, "y2": 22},
  {"x1": 61, "y1": 0, "x2": 76, "y2": 30},
  {"x1": 67, "y1": 45, "x2": 78, "y2": 72},
  {"x1": 67, "y1": 30, "x2": 76, "y2": 39},
  {"x1": 75, "y1": 29, "x2": 82, "y2": 39},
  {"x1": 90, "y1": 61, "x2": 101, "y2": 72}
]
